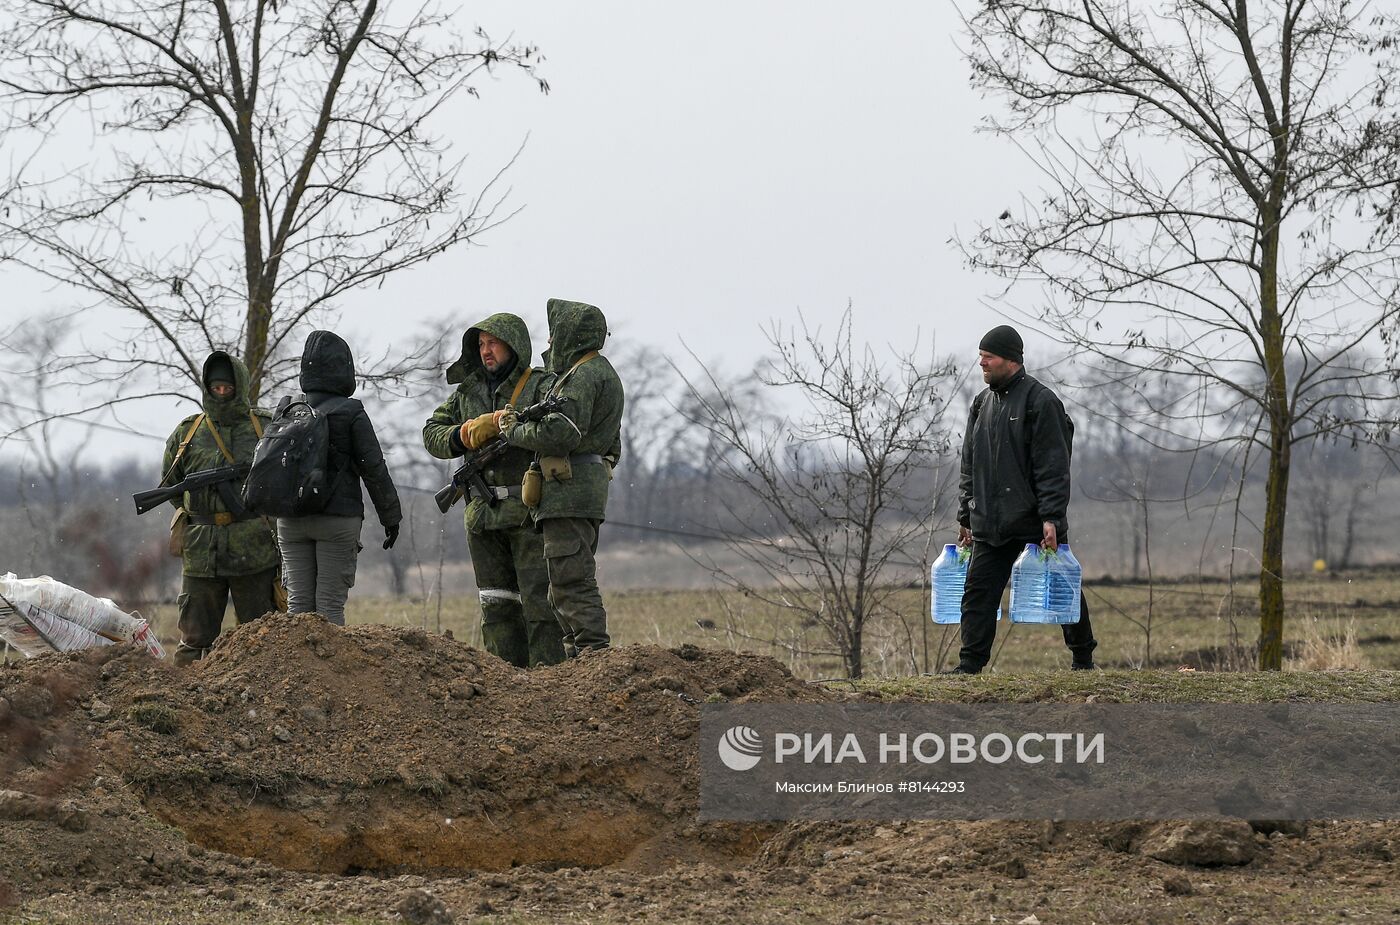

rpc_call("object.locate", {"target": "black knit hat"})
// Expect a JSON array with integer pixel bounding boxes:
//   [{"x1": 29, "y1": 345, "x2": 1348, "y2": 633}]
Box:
[{"x1": 978, "y1": 325, "x2": 1024, "y2": 365}]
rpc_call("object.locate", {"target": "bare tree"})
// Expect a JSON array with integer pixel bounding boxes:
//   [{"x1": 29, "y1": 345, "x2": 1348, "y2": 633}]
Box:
[
  {"x1": 1083, "y1": 433, "x2": 1165, "y2": 662},
  {"x1": 371, "y1": 385, "x2": 464, "y2": 604},
  {"x1": 0, "y1": 313, "x2": 81, "y2": 513},
  {"x1": 0, "y1": 0, "x2": 546, "y2": 417},
  {"x1": 0, "y1": 311, "x2": 94, "y2": 578},
  {"x1": 604, "y1": 339, "x2": 769, "y2": 543},
  {"x1": 677, "y1": 308, "x2": 960, "y2": 679},
  {"x1": 610, "y1": 342, "x2": 705, "y2": 538},
  {"x1": 964, "y1": 0, "x2": 1400, "y2": 669},
  {"x1": 1294, "y1": 439, "x2": 1378, "y2": 570},
  {"x1": 0, "y1": 313, "x2": 176, "y2": 598}
]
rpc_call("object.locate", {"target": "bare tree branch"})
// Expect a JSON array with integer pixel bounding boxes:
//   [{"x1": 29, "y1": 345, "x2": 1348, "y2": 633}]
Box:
[
  {"x1": 0, "y1": 0, "x2": 547, "y2": 422},
  {"x1": 962, "y1": 0, "x2": 1400, "y2": 669}
]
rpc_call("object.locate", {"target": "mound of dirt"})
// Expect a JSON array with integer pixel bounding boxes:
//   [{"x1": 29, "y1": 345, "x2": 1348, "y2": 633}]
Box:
[
  {"x1": 4, "y1": 619, "x2": 1398, "y2": 924},
  {"x1": 0, "y1": 613, "x2": 827, "y2": 896}
]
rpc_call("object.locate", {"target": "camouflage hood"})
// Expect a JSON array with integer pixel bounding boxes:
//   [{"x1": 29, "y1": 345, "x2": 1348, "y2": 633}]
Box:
[
  {"x1": 446, "y1": 312, "x2": 532, "y2": 386},
  {"x1": 299, "y1": 330, "x2": 357, "y2": 397},
  {"x1": 201, "y1": 351, "x2": 253, "y2": 425},
  {"x1": 545, "y1": 298, "x2": 608, "y2": 374}
]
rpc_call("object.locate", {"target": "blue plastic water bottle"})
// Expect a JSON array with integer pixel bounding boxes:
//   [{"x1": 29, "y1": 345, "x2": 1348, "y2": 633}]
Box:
[
  {"x1": 930, "y1": 544, "x2": 1003, "y2": 625},
  {"x1": 930, "y1": 545, "x2": 966, "y2": 624},
  {"x1": 1009, "y1": 543, "x2": 1082, "y2": 624}
]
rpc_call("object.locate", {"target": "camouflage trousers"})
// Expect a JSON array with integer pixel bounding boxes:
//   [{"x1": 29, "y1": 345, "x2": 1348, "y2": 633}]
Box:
[
  {"x1": 175, "y1": 567, "x2": 277, "y2": 666},
  {"x1": 468, "y1": 525, "x2": 565, "y2": 668},
  {"x1": 541, "y1": 517, "x2": 609, "y2": 655}
]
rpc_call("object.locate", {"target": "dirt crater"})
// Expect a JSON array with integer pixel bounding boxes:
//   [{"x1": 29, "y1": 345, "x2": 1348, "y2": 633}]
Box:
[{"x1": 2, "y1": 614, "x2": 822, "y2": 878}]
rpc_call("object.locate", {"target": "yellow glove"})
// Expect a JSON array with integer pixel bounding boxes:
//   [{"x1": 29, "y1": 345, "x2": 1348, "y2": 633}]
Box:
[{"x1": 458, "y1": 412, "x2": 500, "y2": 451}]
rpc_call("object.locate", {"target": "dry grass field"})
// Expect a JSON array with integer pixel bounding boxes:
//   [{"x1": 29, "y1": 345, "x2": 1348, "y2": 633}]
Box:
[{"x1": 127, "y1": 567, "x2": 1400, "y2": 678}]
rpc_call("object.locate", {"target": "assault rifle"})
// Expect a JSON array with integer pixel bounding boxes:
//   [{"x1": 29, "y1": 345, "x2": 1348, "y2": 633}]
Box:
[
  {"x1": 435, "y1": 395, "x2": 565, "y2": 513},
  {"x1": 133, "y1": 464, "x2": 250, "y2": 517}
]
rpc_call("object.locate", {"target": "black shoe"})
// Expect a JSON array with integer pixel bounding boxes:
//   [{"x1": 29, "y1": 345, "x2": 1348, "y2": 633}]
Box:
[
  {"x1": 1071, "y1": 661, "x2": 1098, "y2": 671},
  {"x1": 939, "y1": 665, "x2": 982, "y2": 676}
]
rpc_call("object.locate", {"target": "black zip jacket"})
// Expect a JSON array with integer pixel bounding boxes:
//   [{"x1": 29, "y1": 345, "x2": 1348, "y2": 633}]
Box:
[
  {"x1": 957, "y1": 369, "x2": 1073, "y2": 546},
  {"x1": 298, "y1": 330, "x2": 402, "y2": 529}
]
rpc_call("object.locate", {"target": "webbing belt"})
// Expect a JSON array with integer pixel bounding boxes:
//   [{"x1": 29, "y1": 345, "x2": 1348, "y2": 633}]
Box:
[{"x1": 187, "y1": 512, "x2": 259, "y2": 526}]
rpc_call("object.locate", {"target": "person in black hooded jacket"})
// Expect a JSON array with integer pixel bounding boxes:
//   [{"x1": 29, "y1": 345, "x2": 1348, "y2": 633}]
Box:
[{"x1": 276, "y1": 330, "x2": 403, "y2": 625}]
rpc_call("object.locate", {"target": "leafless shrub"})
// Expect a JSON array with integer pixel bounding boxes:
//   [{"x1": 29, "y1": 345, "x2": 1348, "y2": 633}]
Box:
[{"x1": 676, "y1": 306, "x2": 961, "y2": 678}]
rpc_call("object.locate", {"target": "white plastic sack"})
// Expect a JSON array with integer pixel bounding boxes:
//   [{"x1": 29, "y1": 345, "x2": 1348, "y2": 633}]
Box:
[{"x1": 0, "y1": 573, "x2": 166, "y2": 659}]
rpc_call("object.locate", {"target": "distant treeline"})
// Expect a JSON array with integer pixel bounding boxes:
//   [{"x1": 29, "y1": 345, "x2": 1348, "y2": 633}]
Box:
[{"x1": 0, "y1": 397, "x2": 1394, "y2": 606}]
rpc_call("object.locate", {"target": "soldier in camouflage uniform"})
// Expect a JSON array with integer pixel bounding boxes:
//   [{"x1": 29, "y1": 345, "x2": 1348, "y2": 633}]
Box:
[
  {"x1": 161, "y1": 352, "x2": 279, "y2": 666},
  {"x1": 502, "y1": 299, "x2": 624, "y2": 656},
  {"x1": 423, "y1": 314, "x2": 565, "y2": 667}
]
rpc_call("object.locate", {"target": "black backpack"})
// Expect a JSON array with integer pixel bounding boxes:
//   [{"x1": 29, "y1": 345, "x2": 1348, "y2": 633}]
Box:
[{"x1": 242, "y1": 396, "x2": 344, "y2": 517}]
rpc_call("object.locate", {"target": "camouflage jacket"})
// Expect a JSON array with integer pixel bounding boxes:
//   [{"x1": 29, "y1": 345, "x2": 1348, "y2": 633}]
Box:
[
  {"x1": 161, "y1": 352, "x2": 278, "y2": 578},
  {"x1": 422, "y1": 313, "x2": 554, "y2": 533},
  {"x1": 506, "y1": 299, "x2": 624, "y2": 523}
]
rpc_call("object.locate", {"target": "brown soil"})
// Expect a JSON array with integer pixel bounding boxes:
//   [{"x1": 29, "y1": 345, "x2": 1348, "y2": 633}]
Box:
[{"x1": 2, "y1": 614, "x2": 1397, "y2": 924}]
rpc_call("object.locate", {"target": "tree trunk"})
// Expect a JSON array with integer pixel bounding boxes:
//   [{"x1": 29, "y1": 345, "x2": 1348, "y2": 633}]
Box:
[
  {"x1": 387, "y1": 549, "x2": 408, "y2": 597},
  {"x1": 1131, "y1": 516, "x2": 1142, "y2": 581},
  {"x1": 1339, "y1": 483, "x2": 1363, "y2": 569},
  {"x1": 244, "y1": 290, "x2": 273, "y2": 404},
  {"x1": 847, "y1": 618, "x2": 863, "y2": 679},
  {"x1": 1142, "y1": 492, "x2": 1154, "y2": 666},
  {"x1": 1257, "y1": 207, "x2": 1290, "y2": 671},
  {"x1": 235, "y1": 106, "x2": 269, "y2": 403},
  {"x1": 1259, "y1": 430, "x2": 1290, "y2": 669}
]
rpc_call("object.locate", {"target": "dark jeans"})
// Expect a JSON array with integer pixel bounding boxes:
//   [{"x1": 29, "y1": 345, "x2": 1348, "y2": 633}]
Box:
[{"x1": 959, "y1": 536, "x2": 1096, "y2": 670}]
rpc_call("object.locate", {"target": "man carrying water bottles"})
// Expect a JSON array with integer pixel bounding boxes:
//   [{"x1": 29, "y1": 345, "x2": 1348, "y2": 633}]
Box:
[{"x1": 948, "y1": 325, "x2": 1097, "y2": 674}]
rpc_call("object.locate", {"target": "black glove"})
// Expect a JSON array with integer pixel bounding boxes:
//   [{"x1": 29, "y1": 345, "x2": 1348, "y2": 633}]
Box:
[{"x1": 383, "y1": 524, "x2": 400, "y2": 550}]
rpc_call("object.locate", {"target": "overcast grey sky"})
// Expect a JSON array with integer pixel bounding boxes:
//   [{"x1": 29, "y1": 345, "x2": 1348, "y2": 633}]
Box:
[
  {"x1": 348, "y1": 1, "x2": 1025, "y2": 354},
  {"x1": 1, "y1": 1, "x2": 1039, "y2": 459}
]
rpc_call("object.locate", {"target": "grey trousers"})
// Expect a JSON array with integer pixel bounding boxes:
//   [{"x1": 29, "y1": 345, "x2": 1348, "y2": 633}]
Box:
[{"x1": 277, "y1": 515, "x2": 363, "y2": 626}]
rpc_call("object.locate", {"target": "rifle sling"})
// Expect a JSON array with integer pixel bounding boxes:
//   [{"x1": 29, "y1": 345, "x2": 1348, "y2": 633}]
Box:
[
  {"x1": 201, "y1": 410, "x2": 261, "y2": 462},
  {"x1": 203, "y1": 417, "x2": 237, "y2": 464},
  {"x1": 550, "y1": 351, "x2": 599, "y2": 398},
  {"x1": 442, "y1": 379, "x2": 548, "y2": 509},
  {"x1": 161, "y1": 410, "x2": 260, "y2": 490},
  {"x1": 159, "y1": 414, "x2": 205, "y2": 489},
  {"x1": 508, "y1": 368, "x2": 532, "y2": 407},
  {"x1": 174, "y1": 408, "x2": 262, "y2": 516},
  {"x1": 528, "y1": 352, "x2": 598, "y2": 449}
]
